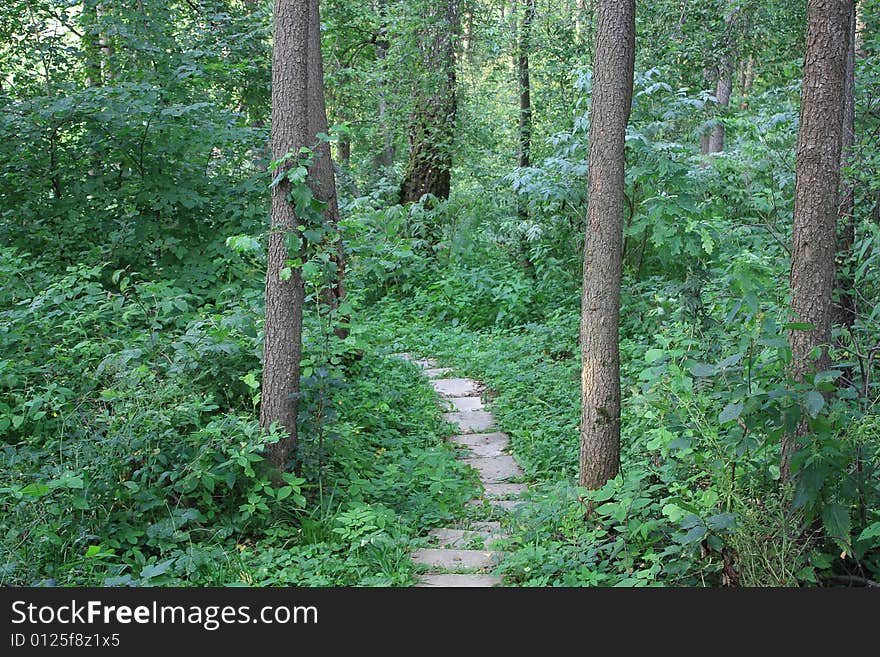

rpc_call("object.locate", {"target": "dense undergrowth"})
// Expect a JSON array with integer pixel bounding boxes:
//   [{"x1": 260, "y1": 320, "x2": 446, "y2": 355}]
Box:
[{"x1": 3, "y1": 1, "x2": 880, "y2": 587}]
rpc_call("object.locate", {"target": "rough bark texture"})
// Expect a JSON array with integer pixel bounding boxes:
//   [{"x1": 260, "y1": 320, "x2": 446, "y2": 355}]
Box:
[
  {"x1": 375, "y1": 2, "x2": 394, "y2": 171},
  {"x1": 517, "y1": 0, "x2": 534, "y2": 172},
  {"x1": 834, "y1": 3, "x2": 857, "y2": 330},
  {"x1": 261, "y1": 0, "x2": 310, "y2": 471},
  {"x1": 579, "y1": 0, "x2": 635, "y2": 490},
  {"x1": 707, "y1": 55, "x2": 733, "y2": 152},
  {"x1": 398, "y1": 0, "x2": 459, "y2": 206},
  {"x1": 306, "y1": 0, "x2": 348, "y2": 340},
  {"x1": 516, "y1": 0, "x2": 535, "y2": 231},
  {"x1": 707, "y1": 4, "x2": 737, "y2": 154},
  {"x1": 81, "y1": 1, "x2": 102, "y2": 88},
  {"x1": 783, "y1": 0, "x2": 852, "y2": 481}
]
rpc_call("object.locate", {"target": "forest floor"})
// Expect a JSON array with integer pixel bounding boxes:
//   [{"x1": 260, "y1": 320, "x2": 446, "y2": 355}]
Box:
[{"x1": 403, "y1": 355, "x2": 530, "y2": 586}]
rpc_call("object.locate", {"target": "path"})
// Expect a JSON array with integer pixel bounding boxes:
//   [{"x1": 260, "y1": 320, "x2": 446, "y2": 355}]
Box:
[{"x1": 400, "y1": 356, "x2": 529, "y2": 587}]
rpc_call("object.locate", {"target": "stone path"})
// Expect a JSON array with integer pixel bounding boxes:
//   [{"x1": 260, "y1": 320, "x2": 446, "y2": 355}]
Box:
[{"x1": 399, "y1": 355, "x2": 529, "y2": 587}]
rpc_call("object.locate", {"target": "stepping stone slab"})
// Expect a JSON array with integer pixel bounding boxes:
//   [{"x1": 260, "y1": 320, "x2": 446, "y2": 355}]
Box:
[
  {"x1": 461, "y1": 455, "x2": 523, "y2": 482},
  {"x1": 450, "y1": 431, "x2": 509, "y2": 448},
  {"x1": 411, "y1": 548, "x2": 499, "y2": 571},
  {"x1": 482, "y1": 482, "x2": 528, "y2": 498},
  {"x1": 429, "y1": 527, "x2": 506, "y2": 549},
  {"x1": 431, "y1": 378, "x2": 481, "y2": 398},
  {"x1": 443, "y1": 411, "x2": 495, "y2": 433},
  {"x1": 415, "y1": 358, "x2": 438, "y2": 368},
  {"x1": 416, "y1": 574, "x2": 502, "y2": 587},
  {"x1": 424, "y1": 367, "x2": 453, "y2": 378},
  {"x1": 446, "y1": 396, "x2": 484, "y2": 411}
]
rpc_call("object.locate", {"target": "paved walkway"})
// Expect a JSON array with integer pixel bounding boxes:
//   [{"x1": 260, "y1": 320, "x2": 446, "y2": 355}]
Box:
[{"x1": 400, "y1": 356, "x2": 529, "y2": 587}]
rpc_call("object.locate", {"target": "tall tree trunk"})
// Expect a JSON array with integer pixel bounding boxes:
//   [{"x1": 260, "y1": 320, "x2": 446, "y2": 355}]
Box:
[
  {"x1": 306, "y1": 0, "x2": 348, "y2": 340},
  {"x1": 782, "y1": 0, "x2": 852, "y2": 482},
  {"x1": 375, "y1": 1, "x2": 394, "y2": 172},
  {"x1": 516, "y1": 0, "x2": 535, "y2": 271},
  {"x1": 517, "y1": 0, "x2": 534, "y2": 173},
  {"x1": 834, "y1": 3, "x2": 857, "y2": 330},
  {"x1": 707, "y1": 4, "x2": 737, "y2": 153},
  {"x1": 579, "y1": 0, "x2": 635, "y2": 490},
  {"x1": 82, "y1": 1, "x2": 102, "y2": 88},
  {"x1": 398, "y1": 0, "x2": 460, "y2": 206},
  {"x1": 707, "y1": 55, "x2": 733, "y2": 152},
  {"x1": 261, "y1": 0, "x2": 310, "y2": 472}
]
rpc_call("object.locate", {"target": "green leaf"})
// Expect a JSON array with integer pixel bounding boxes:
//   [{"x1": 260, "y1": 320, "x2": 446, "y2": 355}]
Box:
[
  {"x1": 140, "y1": 558, "x2": 175, "y2": 580},
  {"x1": 680, "y1": 525, "x2": 707, "y2": 544},
  {"x1": 820, "y1": 503, "x2": 850, "y2": 542},
  {"x1": 857, "y1": 522, "x2": 880, "y2": 543},
  {"x1": 804, "y1": 390, "x2": 825, "y2": 418},
  {"x1": 718, "y1": 401, "x2": 743, "y2": 424},
  {"x1": 276, "y1": 486, "x2": 293, "y2": 501},
  {"x1": 279, "y1": 267, "x2": 292, "y2": 281},
  {"x1": 20, "y1": 483, "x2": 51, "y2": 498},
  {"x1": 85, "y1": 545, "x2": 102, "y2": 558},
  {"x1": 644, "y1": 348, "x2": 665, "y2": 363},
  {"x1": 690, "y1": 362, "x2": 715, "y2": 377}
]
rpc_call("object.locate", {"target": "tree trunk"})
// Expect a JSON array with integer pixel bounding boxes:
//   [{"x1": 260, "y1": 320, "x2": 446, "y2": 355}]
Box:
[
  {"x1": 782, "y1": 0, "x2": 852, "y2": 482},
  {"x1": 306, "y1": 0, "x2": 348, "y2": 340},
  {"x1": 375, "y1": 2, "x2": 394, "y2": 172},
  {"x1": 707, "y1": 4, "x2": 737, "y2": 153},
  {"x1": 81, "y1": 1, "x2": 102, "y2": 88},
  {"x1": 398, "y1": 0, "x2": 460, "y2": 206},
  {"x1": 834, "y1": 3, "x2": 857, "y2": 330},
  {"x1": 517, "y1": 0, "x2": 534, "y2": 173},
  {"x1": 261, "y1": 0, "x2": 310, "y2": 472},
  {"x1": 579, "y1": 0, "x2": 635, "y2": 490},
  {"x1": 707, "y1": 55, "x2": 733, "y2": 152}
]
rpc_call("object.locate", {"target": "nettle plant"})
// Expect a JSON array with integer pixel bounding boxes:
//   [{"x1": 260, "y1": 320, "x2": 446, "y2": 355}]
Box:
[{"x1": 631, "y1": 275, "x2": 879, "y2": 584}]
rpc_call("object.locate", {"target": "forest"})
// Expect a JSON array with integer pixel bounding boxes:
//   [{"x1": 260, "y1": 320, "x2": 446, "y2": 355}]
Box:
[{"x1": 1, "y1": 0, "x2": 878, "y2": 589}]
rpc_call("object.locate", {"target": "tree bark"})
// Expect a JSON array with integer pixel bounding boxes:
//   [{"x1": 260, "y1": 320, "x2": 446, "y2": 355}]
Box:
[
  {"x1": 834, "y1": 3, "x2": 857, "y2": 330},
  {"x1": 261, "y1": 0, "x2": 310, "y2": 472},
  {"x1": 516, "y1": 0, "x2": 535, "y2": 225},
  {"x1": 306, "y1": 0, "x2": 348, "y2": 340},
  {"x1": 375, "y1": 1, "x2": 394, "y2": 172},
  {"x1": 579, "y1": 0, "x2": 635, "y2": 490},
  {"x1": 398, "y1": 0, "x2": 460, "y2": 206},
  {"x1": 707, "y1": 4, "x2": 737, "y2": 153},
  {"x1": 783, "y1": 0, "x2": 852, "y2": 482}
]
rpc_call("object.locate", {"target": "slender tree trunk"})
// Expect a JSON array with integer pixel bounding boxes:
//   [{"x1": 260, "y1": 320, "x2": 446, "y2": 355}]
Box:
[
  {"x1": 82, "y1": 1, "x2": 102, "y2": 88},
  {"x1": 375, "y1": 1, "x2": 394, "y2": 172},
  {"x1": 782, "y1": 0, "x2": 852, "y2": 482},
  {"x1": 834, "y1": 3, "x2": 857, "y2": 330},
  {"x1": 261, "y1": 0, "x2": 310, "y2": 472},
  {"x1": 398, "y1": 0, "x2": 460, "y2": 206},
  {"x1": 579, "y1": 0, "x2": 635, "y2": 490},
  {"x1": 707, "y1": 4, "x2": 737, "y2": 153},
  {"x1": 517, "y1": 0, "x2": 534, "y2": 172},
  {"x1": 306, "y1": 0, "x2": 348, "y2": 340},
  {"x1": 96, "y1": 2, "x2": 113, "y2": 81},
  {"x1": 707, "y1": 55, "x2": 733, "y2": 152}
]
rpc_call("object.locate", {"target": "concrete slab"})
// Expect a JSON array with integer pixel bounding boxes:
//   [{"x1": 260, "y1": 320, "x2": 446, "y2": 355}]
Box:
[
  {"x1": 431, "y1": 378, "x2": 481, "y2": 397},
  {"x1": 411, "y1": 548, "x2": 499, "y2": 571},
  {"x1": 446, "y1": 396, "x2": 484, "y2": 411},
  {"x1": 416, "y1": 573, "x2": 502, "y2": 587},
  {"x1": 424, "y1": 367, "x2": 453, "y2": 378},
  {"x1": 443, "y1": 411, "x2": 495, "y2": 433},
  {"x1": 461, "y1": 455, "x2": 522, "y2": 482},
  {"x1": 429, "y1": 527, "x2": 505, "y2": 549},
  {"x1": 482, "y1": 482, "x2": 528, "y2": 498},
  {"x1": 415, "y1": 358, "x2": 437, "y2": 368},
  {"x1": 449, "y1": 431, "x2": 510, "y2": 456}
]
